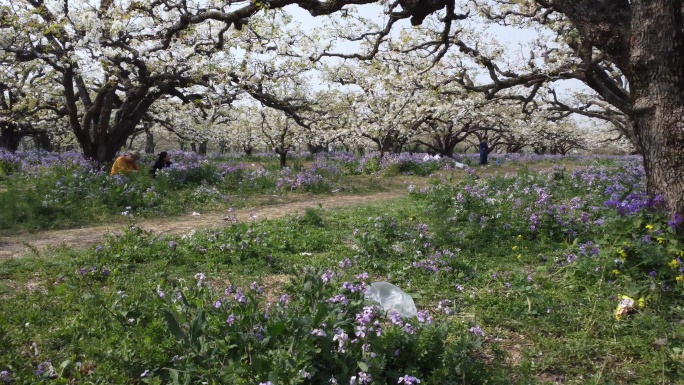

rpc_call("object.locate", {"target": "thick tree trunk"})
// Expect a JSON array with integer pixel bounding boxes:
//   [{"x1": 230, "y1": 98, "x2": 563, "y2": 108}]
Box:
[
  {"x1": 0, "y1": 125, "x2": 22, "y2": 152},
  {"x1": 63, "y1": 66, "x2": 160, "y2": 165},
  {"x1": 307, "y1": 142, "x2": 326, "y2": 154},
  {"x1": 379, "y1": 133, "x2": 395, "y2": 159},
  {"x1": 637, "y1": 106, "x2": 684, "y2": 215},
  {"x1": 198, "y1": 140, "x2": 208, "y2": 155},
  {"x1": 276, "y1": 149, "x2": 288, "y2": 168},
  {"x1": 145, "y1": 128, "x2": 155, "y2": 154},
  {"x1": 31, "y1": 132, "x2": 53, "y2": 151},
  {"x1": 631, "y1": 0, "x2": 684, "y2": 216},
  {"x1": 71, "y1": 106, "x2": 145, "y2": 165},
  {"x1": 88, "y1": 121, "x2": 136, "y2": 165}
]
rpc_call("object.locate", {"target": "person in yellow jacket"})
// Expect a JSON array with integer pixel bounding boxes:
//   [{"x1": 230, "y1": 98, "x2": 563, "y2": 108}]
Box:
[{"x1": 110, "y1": 150, "x2": 141, "y2": 176}]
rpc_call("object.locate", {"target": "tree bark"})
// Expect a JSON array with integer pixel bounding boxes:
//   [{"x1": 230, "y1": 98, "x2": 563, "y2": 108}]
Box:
[
  {"x1": 64, "y1": 69, "x2": 154, "y2": 164},
  {"x1": 242, "y1": 144, "x2": 254, "y2": 157},
  {"x1": 144, "y1": 127, "x2": 155, "y2": 154},
  {"x1": 629, "y1": 0, "x2": 684, "y2": 215},
  {"x1": 547, "y1": 0, "x2": 684, "y2": 216},
  {"x1": 198, "y1": 140, "x2": 208, "y2": 155},
  {"x1": 0, "y1": 124, "x2": 22, "y2": 152},
  {"x1": 307, "y1": 142, "x2": 327, "y2": 154},
  {"x1": 31, "y1": 132, "x2": 53, "y2": 151},
  {"x1": 275, "y1": 149, "x2": 288, "y2": 168}
]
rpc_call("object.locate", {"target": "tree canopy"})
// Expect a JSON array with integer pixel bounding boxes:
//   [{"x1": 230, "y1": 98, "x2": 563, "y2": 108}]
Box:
[{"x1": 1, "y1": 0, "x2": 682, "y2": 215}]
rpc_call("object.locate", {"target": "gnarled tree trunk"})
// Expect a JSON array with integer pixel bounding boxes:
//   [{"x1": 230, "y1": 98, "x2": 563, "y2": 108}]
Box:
[
  {"x1": 144, "y1": 126, "x2": 155, "y2": 154},
  {"x1": 275, "y1": 148, "x2": 288, "y2": 168},
  {"x1": 630, "y1": 0, "x2": 684, "y2": 215},
  {"x1": 0, "y1": 124, "x2": 22, "y2": 152}
]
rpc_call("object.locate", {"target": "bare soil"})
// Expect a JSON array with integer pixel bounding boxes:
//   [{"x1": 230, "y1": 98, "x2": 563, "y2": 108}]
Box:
[
  {"x1": 0, "y1": 190, "x2": 407, "y2": 258},
  {"x1": 0, "y1": 163, "x2": 579, "y2": 259}
]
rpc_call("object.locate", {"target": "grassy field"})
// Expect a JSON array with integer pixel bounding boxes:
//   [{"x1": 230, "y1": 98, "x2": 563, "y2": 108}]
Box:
[
  {"x1": 1, "y1": 154, "x2": 683, "y2": 384},
  {"x1": 0, "y1": 150, "x2": 589, "y2": 234}
]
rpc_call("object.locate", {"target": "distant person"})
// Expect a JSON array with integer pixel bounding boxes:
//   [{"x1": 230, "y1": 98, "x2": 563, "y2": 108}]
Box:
[
  {"x1": 479, "y1": 140, "x2": 489, "y2": 166},
  {"x1": 110, "y1": 150, "x2": 141, "y2": 176},
  {"x1": 150, "y1": 151, "x2": 172, "y2": 177}
]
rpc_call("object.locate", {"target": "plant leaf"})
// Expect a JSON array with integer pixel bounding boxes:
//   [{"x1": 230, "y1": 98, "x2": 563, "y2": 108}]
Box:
[{"x1": 162, "y1": 310, "x2": 186, "y2": 341}]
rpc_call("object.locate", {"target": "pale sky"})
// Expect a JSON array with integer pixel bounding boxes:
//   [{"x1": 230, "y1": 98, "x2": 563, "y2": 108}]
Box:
[{"x1": 285, "y1": 3, "x2": 587, "y2": 95}]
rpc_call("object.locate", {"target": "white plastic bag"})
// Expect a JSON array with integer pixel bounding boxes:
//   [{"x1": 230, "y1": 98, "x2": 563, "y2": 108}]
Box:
[{"x1": 365, "y1": 282, "x2": 417, "y2": 318}]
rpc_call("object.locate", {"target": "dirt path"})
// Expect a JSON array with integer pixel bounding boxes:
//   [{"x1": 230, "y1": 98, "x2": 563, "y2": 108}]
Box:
[
  {"x1": 0, "y1": 190, "x2": 408, "y2": 258},
  {"x1": 0, "y1": 163, "x2": 585, "y2": 259}
]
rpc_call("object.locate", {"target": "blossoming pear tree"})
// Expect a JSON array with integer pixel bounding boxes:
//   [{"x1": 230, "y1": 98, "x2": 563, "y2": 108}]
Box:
[
  {"x1": 0, "y1": 59, "x2": 71, "y2": 151},
  {"x1": 1, "y1": 0, "x2": 682, "y2": 215},
  {"x1": 321, "y1": 54, "x2": 435, "y2": 158},
  {"x1": 257, "y1": 107, "x2": 308, "y2": 168},
  {"x1": 0, "y1": 0, "x2": 279, "y2": 163},
  {"x1": 423, "y1": 0, "x2": 684, "y2": 215}
]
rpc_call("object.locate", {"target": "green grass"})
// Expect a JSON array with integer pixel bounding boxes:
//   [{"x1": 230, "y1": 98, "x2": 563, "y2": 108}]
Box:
[
  {"x1": 0, "y1": 166, "x2": 401, "y2": 235},
  {"x1": 1, "y1": 163, "x2": 683, "y2": 384}
]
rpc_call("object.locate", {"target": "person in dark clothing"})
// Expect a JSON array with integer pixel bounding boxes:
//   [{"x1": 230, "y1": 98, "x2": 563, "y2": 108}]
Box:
[
  {"x1": 479, "y1": 140, "x2": 489, "y2": 166},
  {"x1": 150, "y1": 151, "x2": 172, "y2": 177}
]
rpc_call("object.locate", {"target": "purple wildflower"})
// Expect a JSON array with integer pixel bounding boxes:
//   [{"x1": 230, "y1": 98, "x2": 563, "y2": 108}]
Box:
[
  {"x1": 0, "y1": 370, "x2": 10, "y2": 384},
  {"x1": 388, "y1": 311, "x2": 403, "y2": 326},
  {"x1": 398, "y1": 375, "x2": 421, "y2": 384},
  {"x1": 234, "y1": 287, "x2": 247, "y2": 304},
  {"x1": 416, "y1": 310, "x2": 433, "y2": 324},
  {"x1": 326, "y1": 294, "x2": 348, "y2": 304},
  {"x1": 469, "y1": 324, "x2": 485, "y2": 336},
  {"x1": 36, "y1": 361, "x2": 52, "y2": 376},
  {"x1": 332, "y1": 329, "x2": 349, "y2": 352},
  {"x1": 357, "y1": 372, "x2": 372, "y2": 384},
  {"x1": 339, "y1": 257, "x2": 353, "y2": 268},
  {"x1": 322, "y1": 270, "x2": 334, "y2": 283}
]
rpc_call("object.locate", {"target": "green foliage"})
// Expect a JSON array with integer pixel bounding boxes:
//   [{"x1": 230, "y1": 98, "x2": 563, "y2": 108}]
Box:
[
  {"x1": 351, "y1": 214, "x2": 420, "y2": 272},
  {"x1": 0, "y1": 159, "x2": 19, "y2": 178},
  {"x1": 300, "y1": 207, "x2": 325, "y2": 228},
  {"x1": 358, "y1": 157, "x2": 381, "y2": 175},
  {"x1": 382, "y1": 158, "x2": 444, "y2": 177},
  {"x1": 0, "y1": 153, "x2": 392, "y2": 233},
  {"x1": 2, "y1": 158, "x2": 684, "y2": 385}
]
